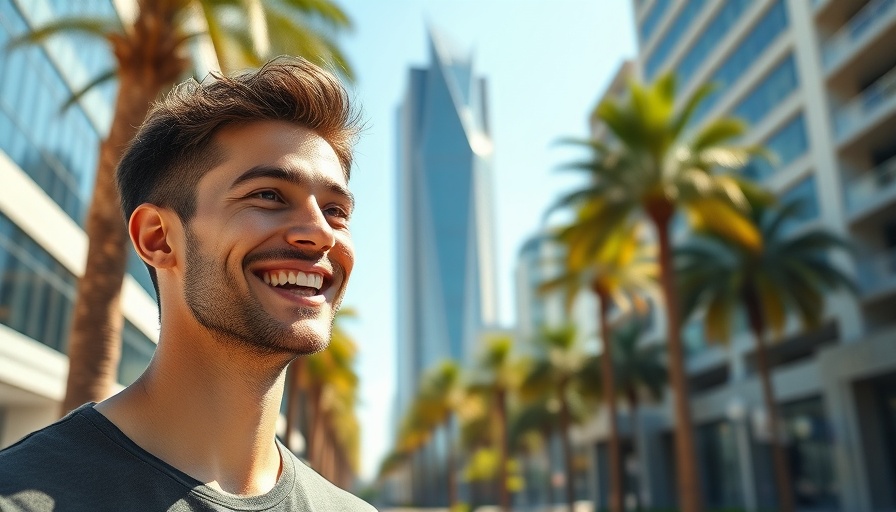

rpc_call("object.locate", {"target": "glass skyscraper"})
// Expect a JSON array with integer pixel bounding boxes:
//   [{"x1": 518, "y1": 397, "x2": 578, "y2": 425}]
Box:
[
  {"x1": 0, "y1": 0, "x2": 158, "y2": 447},
  {"x1": 392, "y1": 27, "x2": 498, "y2": 504}
]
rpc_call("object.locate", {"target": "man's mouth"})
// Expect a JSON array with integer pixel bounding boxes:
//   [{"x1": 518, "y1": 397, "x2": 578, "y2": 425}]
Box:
[{"x1": 259, "y1": 270, "x2": 324, "y2": 297}]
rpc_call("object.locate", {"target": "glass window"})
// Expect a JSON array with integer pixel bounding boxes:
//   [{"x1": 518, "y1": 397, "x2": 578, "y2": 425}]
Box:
[
  {"x1": 689, "y1": 1, "x2": 790, "y2": 126},
  {"x1": 0, "y1": 0, "x2": 112, "y2": 227},
  {"x1": 732, "y1": 54, "x2": 798, "y2": 127},
  {"x1": 742, "y1": 114, "x2": 808, "y2": 181},
  {"x1": 639, "y1": 0, "x2": 672, "y2": 42},
  {"x1": 697, "y1": 420, "x2": 743, "y2": 508},
  {"x1": 675, "y1": 0, "x2": 754, "y2": 87},
  {"x1": 753, "y1": 396, "x2": 838, "y2": 509},
  {"x1": 0, "y1": 213, "x2": 76, "y2": 355},
  {"x1": 645, "y1": 0, "x2": 709, "y2": 81}
]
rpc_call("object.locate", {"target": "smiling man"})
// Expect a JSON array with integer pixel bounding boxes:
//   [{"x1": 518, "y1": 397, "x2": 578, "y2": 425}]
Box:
[{"x1": 0, "y1": 58, "x2": 376, "y2": 511}]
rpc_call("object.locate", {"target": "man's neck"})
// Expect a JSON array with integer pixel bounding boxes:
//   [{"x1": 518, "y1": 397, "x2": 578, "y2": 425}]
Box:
[{"x1": 95, "y1": 328, "x2": 292, "y2": 496}]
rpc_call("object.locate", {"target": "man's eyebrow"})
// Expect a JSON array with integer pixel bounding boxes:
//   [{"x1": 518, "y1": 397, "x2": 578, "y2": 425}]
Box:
[{"x1": 231, "y1": 165, "x2": 355, "y2": 211}]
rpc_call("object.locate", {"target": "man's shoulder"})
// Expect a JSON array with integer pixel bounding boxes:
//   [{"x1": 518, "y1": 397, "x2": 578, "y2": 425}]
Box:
[
  {"x1": 0, "y1": 406, "x2": 88, "y2": 472},
  {"x1": 288, "y1": 453, "x2": 377, "y2": 511}
]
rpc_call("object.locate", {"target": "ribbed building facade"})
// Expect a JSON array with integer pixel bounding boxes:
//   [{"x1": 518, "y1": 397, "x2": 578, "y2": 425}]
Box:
[
  {"x1": 0, "y1": 0, "x2": 158, "y2": 447},
  {"x1": 393, "y1": 27, "x2": 498, "y2": 505},
  {"x1": 554, "y1": 2, "x2": 896, "y2": 511}
]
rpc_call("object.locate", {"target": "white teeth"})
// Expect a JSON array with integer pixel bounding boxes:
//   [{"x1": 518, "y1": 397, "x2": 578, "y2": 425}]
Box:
[
  {"x1": 296, "y1": 272, "x2": 314, "y2": 288},
  {"x1": 262, "y1": 270, "x2": 324, "y2": 291}
]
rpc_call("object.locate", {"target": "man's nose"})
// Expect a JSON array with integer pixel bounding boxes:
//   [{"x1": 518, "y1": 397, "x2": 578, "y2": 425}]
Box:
[{"x1": 285, "y1": 198, "x2": 335, "y2": 252}]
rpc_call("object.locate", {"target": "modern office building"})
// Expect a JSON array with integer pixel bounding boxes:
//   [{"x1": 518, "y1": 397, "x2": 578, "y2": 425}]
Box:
[
  {"x1": 395, "y1": 26, "x2": 498, "y2": 420},
  {"x1": 560, "y1": 1, "x2": 896, "y2": 511},
  {"x1": 0, "y1": 0, "x2": 159, "y2": 447},
  {"x1": 393, "y1": 26, "x2": 498, "y2": 505}
]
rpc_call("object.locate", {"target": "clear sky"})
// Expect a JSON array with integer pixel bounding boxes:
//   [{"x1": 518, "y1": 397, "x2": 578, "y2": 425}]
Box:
[{"x1": 335, "y1": 0, "x2": 638, "y2": 481}]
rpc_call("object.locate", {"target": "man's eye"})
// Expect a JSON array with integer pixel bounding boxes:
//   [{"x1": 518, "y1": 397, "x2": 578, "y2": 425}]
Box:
[
  {"x1": 324, "y1": 205, "x2": 350, "y2": 220},
  {"x1": 253, "y1": 190, "x2": 281, "y2": 202}
]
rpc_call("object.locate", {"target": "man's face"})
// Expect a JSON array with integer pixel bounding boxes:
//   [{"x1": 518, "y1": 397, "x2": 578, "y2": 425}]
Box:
[{"x1": 181, "y1": 120, "x2": 354, "y2": 355}]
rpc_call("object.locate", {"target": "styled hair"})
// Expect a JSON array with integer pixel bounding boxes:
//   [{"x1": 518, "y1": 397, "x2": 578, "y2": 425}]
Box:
[{"x1": 116, "y1": 56, "x2": 361, "y2": 299}]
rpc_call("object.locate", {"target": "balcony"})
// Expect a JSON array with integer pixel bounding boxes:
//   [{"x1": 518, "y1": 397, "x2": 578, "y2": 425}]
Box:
[
  {"x1": 844, "y1": 155, "x2": 896, "y2": 219},
  {"x1": 821, "y1": 0, "x2": 896, "y2": 72},
  {"x1": 833, "y1": 66, "x2": 896, "y2": 143},
  {"x1": 856, "y1": 246, "x2": 896, "y2": 299}
]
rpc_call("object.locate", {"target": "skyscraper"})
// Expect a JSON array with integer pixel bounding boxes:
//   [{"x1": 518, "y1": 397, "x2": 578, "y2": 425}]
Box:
[
  {"x1": 0, "y1": 0, "x2": 158, "y2": 446},
  {"x1": 392, "y1": 27, "x2": 498, "y2": 505},
  {"x1": 395, "y1": 27, "x2": 498, "y2": 418}
]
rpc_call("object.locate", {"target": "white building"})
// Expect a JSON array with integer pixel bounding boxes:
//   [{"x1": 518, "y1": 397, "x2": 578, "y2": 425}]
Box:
[
  {"x1": 562, "y1": 2, "x2": 896, "y2": 511},
  {"x1": 0, "y1": 0, "x2": 159, "y2": 447}
]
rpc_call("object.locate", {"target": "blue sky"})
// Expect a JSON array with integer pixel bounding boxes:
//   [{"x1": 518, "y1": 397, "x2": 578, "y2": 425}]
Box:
[{"x1": 334, "y1": 0, "x2": 638, "y2": 480}]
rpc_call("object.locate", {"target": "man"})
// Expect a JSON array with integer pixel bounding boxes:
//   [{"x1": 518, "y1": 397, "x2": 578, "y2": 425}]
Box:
[{"x1": 0, "y1": 57, "x2": 376, "y2": 512}]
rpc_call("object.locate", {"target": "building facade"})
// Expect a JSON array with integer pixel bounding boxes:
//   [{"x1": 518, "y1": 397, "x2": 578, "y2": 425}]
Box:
[
  {"x1": 0, "y1": 0, "x2": 159, "y2": 447},
  {"x1": 393, "y1": 27, "x2": 498, "y2": 505},
  {"x1": 566, "y1": 1, "x2": 896, "y2": 511}
]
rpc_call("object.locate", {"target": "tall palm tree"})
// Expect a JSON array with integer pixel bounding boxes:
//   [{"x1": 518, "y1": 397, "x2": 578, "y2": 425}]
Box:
[
  {"x1": 608, "y1": 320, "x2": 666, "y2": 511},
  {"x1": 287, "y1": 306, "x2": 362, "y2": 485},
  {"x1": 11, "y1": 0, "x2": 353, "y2": 414},
  {"x1": 544, "y1": 217, "x2": 657, "y2": 512},
  {"x1": 517, "y1": 325, "x2": 601, "y2": 512},
  {"x1": 677, "y1": 200, "x2": 856, "y2": 512},
  {"x1": 417, "y1": 360, "x2": 465, "y2": 508},
  {"x1": 508, "y1": 399, "x2": 557, "y2": 509},
  {"x1": 552, "y1": 72, "x2": 765, "y2": 512},
  {"x1": 469, "y1": 334, "x2": 521, "y2": 512}
]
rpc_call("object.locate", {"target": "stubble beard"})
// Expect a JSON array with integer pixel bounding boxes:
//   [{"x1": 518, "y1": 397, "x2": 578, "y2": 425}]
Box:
[{"x1": 182, "y1": 227, "x2": 338, "y2": 357}]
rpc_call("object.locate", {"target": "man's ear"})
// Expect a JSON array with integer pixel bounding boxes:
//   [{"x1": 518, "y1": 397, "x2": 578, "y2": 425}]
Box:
[{"x1": 129, "y1": 204, "x2": 177, "y2": 270}]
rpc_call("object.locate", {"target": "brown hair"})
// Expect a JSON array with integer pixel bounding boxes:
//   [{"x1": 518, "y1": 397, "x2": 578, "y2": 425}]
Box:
[{"x1": 116, "y1": 56, "x2": 361, "y2": 297}]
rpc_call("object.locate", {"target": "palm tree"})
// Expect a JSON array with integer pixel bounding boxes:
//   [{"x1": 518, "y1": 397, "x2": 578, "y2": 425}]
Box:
[
  {"x1": 469, "y1": 334, "x2": 521, "y2": 512},
  {"x1": 552, "y1": 72, "x2": 765, "y2": 512},
  {"x1": 297, "y1": 307, "x2": 362, "y2": 485},
  {"x1": 677, "y1": 200, "x2": 856, "y2": 512},
  {"x1": 609, "y1": 320, "x2": 666, "y2": 510},
  {"x1": 508, "y1": 399, "x2": 557, "y2": 509},
  {"x1": 10, "y1": 0, "x2": 354, "y2": 414},
  {"x1": 417, "y1": 360, "x2": 466, "y2": 508},
  {"x1": 517, "y1": 325, "x2": 601, "y2": 512},
  {"x1": 544, "y1": 217, "x2": 657, "y2": 512}
]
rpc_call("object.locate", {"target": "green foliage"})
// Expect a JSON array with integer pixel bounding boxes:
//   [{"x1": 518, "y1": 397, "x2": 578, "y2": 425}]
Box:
[
  {"x1": 677, "y1": 199, "x2": 856, "y2": 342},
  {"x1": 8, "y1": 0, "x2": 356, "y2": 110},
  {"x1": 551, "y1": 71, "x2": 767, "y2": 251}
]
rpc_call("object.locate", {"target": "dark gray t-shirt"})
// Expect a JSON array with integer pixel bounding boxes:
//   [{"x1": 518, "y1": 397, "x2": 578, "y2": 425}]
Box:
[{"x1": 0, "y1": 404, "x2": 376, "y2": 512}]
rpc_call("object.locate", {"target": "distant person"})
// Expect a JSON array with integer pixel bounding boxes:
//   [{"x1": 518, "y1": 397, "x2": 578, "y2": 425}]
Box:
[{"x1": 0, "y1": 57, "x2": 375, "y2": 512}]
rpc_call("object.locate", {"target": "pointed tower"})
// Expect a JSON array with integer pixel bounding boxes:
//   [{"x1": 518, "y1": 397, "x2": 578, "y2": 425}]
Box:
[{"x1": 393, "y1": 27, "x2": 498, "y2": 504}]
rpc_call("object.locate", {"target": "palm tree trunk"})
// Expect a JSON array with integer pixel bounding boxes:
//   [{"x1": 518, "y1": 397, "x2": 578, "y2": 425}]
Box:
[
  {"x1": 447, "y1": 416, "x2": 458, "y2": 508},
  {"x1": 496, "y1": 388, "x2": 512, "y2": 512},
  {"x1": 743, "y1": 290, "x2": 794, "y2": 512},
  {"x1": 60, "y1": 0, "x2": 188, "y2": 415},
  {"x1": 628, "y1": 392, "x2": 643, "y2": 512},
  {"x1": 284, "y1": 358, "x2": 303, "y2": 452},
  {"x1": 542, "y1": 425, "x2": 557, "y2": 511},
  {"x1": 652, "y1": 214, "x2": 703, "y2": 512},
  {"x1": 309, "y1": 385, "x2": 326, "y2": 469},
  {"x1": 558, "y1": 395, "x2": 576, "y2": 512},
  {"x1": 597, "y1": 292, "x2": 624, "y2": 512}
]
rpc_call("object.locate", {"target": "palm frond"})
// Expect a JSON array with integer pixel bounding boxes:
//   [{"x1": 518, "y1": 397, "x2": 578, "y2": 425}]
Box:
[
  {"x1": 60, "y1": 68, "x2": 117, "y2": 113},
  {"x1": 6, "y1": 17, "x2": 120, "y2": 49}
]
